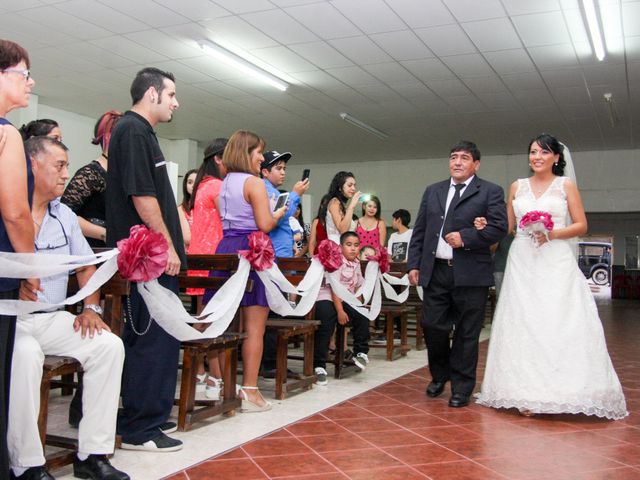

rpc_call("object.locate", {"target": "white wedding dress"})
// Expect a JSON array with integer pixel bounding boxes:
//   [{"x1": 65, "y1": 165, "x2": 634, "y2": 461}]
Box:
[{"x1": 476, "y1": 177, "x2": 627, "y2": 419}]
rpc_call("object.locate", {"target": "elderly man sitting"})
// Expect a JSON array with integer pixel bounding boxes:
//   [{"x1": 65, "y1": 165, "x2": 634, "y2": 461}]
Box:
[{"x1": 8, "y1": 137, "x2": 128, "y2": 480}]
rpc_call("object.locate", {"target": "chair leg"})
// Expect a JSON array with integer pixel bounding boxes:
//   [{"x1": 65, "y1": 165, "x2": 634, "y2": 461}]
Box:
[
  {"x1": 302, "y1": 331, "x2": 314, "y2": 381},
  {"x1": 223, "y1": 344, "x2": 238, "y2": 415},
  {"x1": 334, "y1": 325, "x2": 345, "y2": 379},
  {"x1": 400, "y1": 312, "x2": 409, "y2": 356},
  {"x1": 38, "y1": 375, "x2": 52, "y2": 447},
  {"x1": 275, "y1": 334, "x2": 288, "y2": 400},
  {"x1": 178, "y1": 347, "x2": 198, "y2": 432}
]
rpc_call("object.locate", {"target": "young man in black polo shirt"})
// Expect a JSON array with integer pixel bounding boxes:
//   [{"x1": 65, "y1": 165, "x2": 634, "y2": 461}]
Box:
[{"x1": 106, "y1": 67, "x2": 185, "y2": 452}]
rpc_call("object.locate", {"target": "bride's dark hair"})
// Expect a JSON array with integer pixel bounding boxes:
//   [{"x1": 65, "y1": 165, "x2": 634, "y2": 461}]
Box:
[{"x1": 528, "y1": 133, "x2": 565, "y2": 176}]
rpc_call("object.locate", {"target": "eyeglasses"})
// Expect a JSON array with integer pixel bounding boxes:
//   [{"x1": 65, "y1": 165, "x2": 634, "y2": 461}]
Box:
[
  {"x1": 1, "y1": 68, "x2": 31, "y2": 81},
  {"x1": 35, "y1": 211, "x2": 69, "y2": 251}
]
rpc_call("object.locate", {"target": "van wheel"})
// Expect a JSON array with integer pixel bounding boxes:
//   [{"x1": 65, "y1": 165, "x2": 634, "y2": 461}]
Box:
[{"x1": 591, "y1": 268, "x2": 609, "y2": 285}]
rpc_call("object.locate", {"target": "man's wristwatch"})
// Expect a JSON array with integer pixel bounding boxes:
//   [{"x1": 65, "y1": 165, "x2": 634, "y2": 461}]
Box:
[{"x1": 83, "y1": 303, "x2": 104, "y2": 317}]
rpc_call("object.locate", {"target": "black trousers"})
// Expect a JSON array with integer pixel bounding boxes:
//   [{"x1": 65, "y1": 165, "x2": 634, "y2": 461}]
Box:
[
  {"x1": 117, "y1": 275, "x2": 180, "y2": 444},
  {"x1": 0, "y1": 289, "x2": 17, "y2": 478},
  {"x1": 313, "y1": 300, "x2": 369, "y2": 370},
  {"x1": 421, "y1": 263, "x2": 488, "y2": 396}
]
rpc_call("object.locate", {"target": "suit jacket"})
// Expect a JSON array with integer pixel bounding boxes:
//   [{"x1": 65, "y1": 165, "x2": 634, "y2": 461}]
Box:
[{"x1": 407, "y1": 176, "x2": 507, "y2": 288}]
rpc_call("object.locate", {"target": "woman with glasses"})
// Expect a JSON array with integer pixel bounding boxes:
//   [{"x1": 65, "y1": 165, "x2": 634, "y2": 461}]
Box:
[{"x1": 0, "y1": 38, "x2": 39, "y2": 479}]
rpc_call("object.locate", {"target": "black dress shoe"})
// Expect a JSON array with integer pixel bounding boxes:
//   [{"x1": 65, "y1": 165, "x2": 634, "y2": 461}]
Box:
[
  {"x1": 11, "y1": 466, "x2": 55, "y2": 480},
  {"x1": 73, "y1": 455, "x2": 130, "y2": 480},
  {"x1": 426, "y1": 380, "x2": 446, "y2": 398},
  {"x1": 448, "y1": 393, "x2": 470, "y2": 408}
]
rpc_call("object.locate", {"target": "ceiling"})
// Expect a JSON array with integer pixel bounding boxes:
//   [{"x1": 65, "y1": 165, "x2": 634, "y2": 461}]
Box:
[{"x1": 2, "y1": 0, "x2": 639, "y2": 163}]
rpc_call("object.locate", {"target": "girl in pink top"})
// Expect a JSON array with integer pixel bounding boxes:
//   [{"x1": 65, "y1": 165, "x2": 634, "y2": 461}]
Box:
[
  {"x1": 187, "y1": 138, "x2": 227, "y2": 297},
  {"x1": 355, "y1": 195, "x2": 387, "y2": 251}
]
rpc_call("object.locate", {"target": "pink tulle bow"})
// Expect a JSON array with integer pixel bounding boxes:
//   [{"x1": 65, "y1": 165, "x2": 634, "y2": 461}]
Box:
[
  {"x1": 117, "y1": 225, "x2": 169, "y2": 282},
  {"x1": 367, "y1": 247, "x2": 391, "y2": 274},
  {"x1": 239, "y1": 231, "x2": 275, "y2": 271},
  {"x1": 519, "y1": 210, "x2": 554, "y2": 231},
  {"x1": 315, "y1": 239, "x2": 342, "y2": 273}
]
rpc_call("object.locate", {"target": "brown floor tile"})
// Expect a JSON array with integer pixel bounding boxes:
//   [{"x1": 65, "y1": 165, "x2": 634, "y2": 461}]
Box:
[
  {"x1": 322, "y1": 405, "x2": 376, "y2": 420},
  {"x1": 364, "y1": 429, "x2": 432, "y2": 448},
  {"x1": 389, "y1": 413, "x2": 451, "y2": 429},
  {"x1": 299, "y1": 431, "x2": 373, "y2": 452},
  {"x1": 242, "y1": 436, "x2": 313, "y2": 457},
  {"x1": 286, "y1": 420, "x2": 347, "y2": 436},
  {"x1": 362, "y1": 404, "x2": 425, "y2": 417},
  {"x1": 272, "y1": 473, "x2": 349, "y2": 480},
  {"x1": 253, "y1": 452, "x2": 337, "y2": 477},
  {"x1": 215, "y1": 448, "x2": 249, "y2": 460},
  {"x1": 322, "y1": 448, "x2": 402, "y2": 471},
  {"x1": 347, "y1": 465, "x2": 429, "y2": 479},
  {"x1": 338, "y1": 416, "x2": 402, "y2": 433},
  {"x1": 186, "y1": 459, "x2": 267, "y2": 480},
  {"x1": 348, "y1": 395, "x2": 404, "y2": 407},
  {"x1": 412, "y1": 425, "x2": 482, "y2": 443},
  {"x1": 260, "y1": 429, "x2": 292, "y2": 439},
  {"x1": 383, "y1": 443, "x2": 465, "y2": 465},
  {"x1": 590, "y1": 444, "x2": 640, "y2": 466},
  {"x1": 414, "y1": 460, "x2": 507, "y2": 479},
  {"x1": 476, "y1": 456, "x2": 565, "y2": 479},
  {"x1": 550, "y1": 430, "x2": 628, "y2": 448}
]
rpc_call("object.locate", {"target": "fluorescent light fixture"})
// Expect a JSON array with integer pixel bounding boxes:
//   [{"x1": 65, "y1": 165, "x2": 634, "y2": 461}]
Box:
[
  {"x1": 581, "y1": 0, "x2": 606, "y2": 61},
  {"x1": 198, "y1": 39, "x2": 289, "y2": 92},
  {"x1": 339, "y1": 112, "x2": 388, "y2": 139}
]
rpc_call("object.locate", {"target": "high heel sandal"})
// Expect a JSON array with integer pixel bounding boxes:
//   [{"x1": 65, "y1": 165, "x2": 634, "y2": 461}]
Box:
[{"x1": 239, "y1": 386, "x2": 272, "y2": 413}]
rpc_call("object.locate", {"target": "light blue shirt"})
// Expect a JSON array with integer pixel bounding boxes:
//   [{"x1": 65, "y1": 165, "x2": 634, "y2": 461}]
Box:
[
  {"x1": 36, "y1": 198, "x2": 94, "y2": 305},
  {"x1": 264, "y1": 179, "x2": 301, "y2": 258}
]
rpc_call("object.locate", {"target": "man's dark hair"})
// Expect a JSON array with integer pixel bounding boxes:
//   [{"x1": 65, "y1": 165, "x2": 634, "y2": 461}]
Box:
[
  {"x1": 130, "y1": 67, "x2": 175, "y2": 105},
  {"x1": 450, "y1": 140, "x2": 480, "y2": 161},
  {"x1": 392, "y1": 209, "x2": 411, "y2": 227},
  {"x1": 25, "y1": 136, "x2": 68, "y2": 158},
  {"x1": 340, "y1": 231, "x2": 359, "y2": 245},
  {"x1": 18, "y1": 119, "x2": 59, "y2": 141}
]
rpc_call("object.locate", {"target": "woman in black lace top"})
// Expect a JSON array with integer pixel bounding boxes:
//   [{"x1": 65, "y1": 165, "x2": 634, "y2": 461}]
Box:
[{"x1": 61, "y1": 110, "x2": 122, "y2": 247}]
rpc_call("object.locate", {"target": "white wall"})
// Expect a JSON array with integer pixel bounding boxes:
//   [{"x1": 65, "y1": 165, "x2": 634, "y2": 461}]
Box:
[{"x1": 283, "y1": 149, "x2": 640, "y2": 223}]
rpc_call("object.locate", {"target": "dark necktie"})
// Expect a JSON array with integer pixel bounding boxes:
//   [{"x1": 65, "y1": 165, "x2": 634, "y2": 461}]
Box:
[{"x1": 442, "y1": 183, "x2": 465, "y2": 236}]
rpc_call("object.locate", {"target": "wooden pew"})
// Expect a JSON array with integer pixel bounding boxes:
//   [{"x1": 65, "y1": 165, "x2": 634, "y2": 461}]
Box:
[
  {"x1": 267, "y1": 257, "x2": 319, "y2": 400},
  {"x1": 176, "y1": 254, "x2": 248, "y2": 431}
]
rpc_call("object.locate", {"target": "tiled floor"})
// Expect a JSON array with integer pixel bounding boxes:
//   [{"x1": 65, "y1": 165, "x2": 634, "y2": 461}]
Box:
[{"x1": 164, "y1": 299, "x2": 640, "y2": 480}]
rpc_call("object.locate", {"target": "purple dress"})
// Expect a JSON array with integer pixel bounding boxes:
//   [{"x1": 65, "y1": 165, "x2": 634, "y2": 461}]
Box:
[{"x1": 203, "y1": 172, "x2": 268, "y2": 307}]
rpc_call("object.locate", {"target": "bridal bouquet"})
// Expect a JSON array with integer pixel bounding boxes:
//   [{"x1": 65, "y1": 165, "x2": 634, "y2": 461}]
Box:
[{"x1": 519, "y1": 211, "x2": 554, "y2": 247}]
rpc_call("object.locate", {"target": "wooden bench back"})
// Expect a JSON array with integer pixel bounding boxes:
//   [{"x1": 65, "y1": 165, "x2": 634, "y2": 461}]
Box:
[{"x1": 180, "y1": 254, "x2": 254, "y2": 292}]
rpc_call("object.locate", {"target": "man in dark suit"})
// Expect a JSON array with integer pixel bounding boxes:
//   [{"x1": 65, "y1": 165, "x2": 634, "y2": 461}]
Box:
[{"x1": 407, "y1": 140, "x2": 507, "y2": 408}]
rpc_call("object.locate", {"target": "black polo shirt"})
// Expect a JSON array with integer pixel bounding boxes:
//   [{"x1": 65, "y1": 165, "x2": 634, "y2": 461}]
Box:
[{"x1": 106, "y1": 111, "x2": 186, "y2": 268}]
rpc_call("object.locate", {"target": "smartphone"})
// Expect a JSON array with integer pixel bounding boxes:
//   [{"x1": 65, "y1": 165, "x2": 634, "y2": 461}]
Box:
[
  {"x1": 274, "y1": 192, "x2": 289, "y2": 210},
  {"x1": 301, "y1": 168, "x2": 310, "y2": 181}
]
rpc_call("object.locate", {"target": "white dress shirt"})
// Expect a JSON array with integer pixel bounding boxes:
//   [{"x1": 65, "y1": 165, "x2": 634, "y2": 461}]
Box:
[{"x1": 435, "y1": 176, "x2": 474, "y2": 260}]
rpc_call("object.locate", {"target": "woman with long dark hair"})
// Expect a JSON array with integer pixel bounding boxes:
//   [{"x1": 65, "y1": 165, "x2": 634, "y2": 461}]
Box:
[
  {"x1": 325, "y1": 171, "x2": 360, "y2": 243},
  {"x1": 355, "y1": 194, "x2": 386, "y2": 249},
  {"x1": 177, "y1": 168, "x2": 197, "y2": 247},
  {"x1": 18, "y1": 118, "x2": 61, "y2": 141}
]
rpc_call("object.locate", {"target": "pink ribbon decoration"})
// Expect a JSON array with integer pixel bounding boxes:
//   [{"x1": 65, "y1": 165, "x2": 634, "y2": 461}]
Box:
[
  {"x1": 116, "y1": 224, "x2": 169, "y2": 282},
  {"x1": 367, "y1": 247, "x2": 391, "y2": 274},
  {"x1": 239, "y1": 231, "x2": 275, "y2": 271},
  {"x1": 314, "y1": 239, "x2": 342, "y2": 273},
  {"x1": 519, "y1": 210, "x2": 554, "y2": 231}
]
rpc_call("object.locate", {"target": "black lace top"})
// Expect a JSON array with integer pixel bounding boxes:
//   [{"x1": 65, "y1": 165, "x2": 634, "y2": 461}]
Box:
[{"x1": 61, "y1": 160, "x2": 106, "y2": 247}]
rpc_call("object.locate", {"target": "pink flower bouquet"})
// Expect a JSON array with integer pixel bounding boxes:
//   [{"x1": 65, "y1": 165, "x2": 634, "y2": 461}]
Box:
[
  {"x1": 315, "y1": 239, "x2": 342, "y2": 273},
  {"x1": 117, "y1": 225, "x2": 168, "y2": 282},
  {"x1": 366, "y1": 247, "x2": 390, "y2": 274},
  {"x1": 239, "y1": 231, "x2": 275, "y2": 271},
  {"x1": 519, "y1": 210, "x2": 554, "y2": 247}
]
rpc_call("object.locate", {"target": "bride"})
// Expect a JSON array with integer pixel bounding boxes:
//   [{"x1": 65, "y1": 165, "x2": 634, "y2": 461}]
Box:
[{"x1": 475, "y1": 133, "x2": 627, "y2": 419}]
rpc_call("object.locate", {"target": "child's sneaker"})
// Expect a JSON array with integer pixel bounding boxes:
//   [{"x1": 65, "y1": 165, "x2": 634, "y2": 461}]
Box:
[
  {"x1": 343, "y1": 349, "x2": 354, "y2": 362},
  {"x1": 314, "y1": 367, "x2": 328, "y2": 386},
  {"x1": 195, "y1": 373, "x2": 207, "y2": 393},
  {"x1": 205, "y1": 377, "x2": 223, "y2": 400},
  {"x1": 354, "y1": 353, "x2": 369, "y2": 371}
]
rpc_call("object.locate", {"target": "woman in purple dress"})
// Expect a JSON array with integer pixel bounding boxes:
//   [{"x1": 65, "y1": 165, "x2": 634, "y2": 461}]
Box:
[{"x1": 204, "y1": 130, "x2": 286, "y2": 412}]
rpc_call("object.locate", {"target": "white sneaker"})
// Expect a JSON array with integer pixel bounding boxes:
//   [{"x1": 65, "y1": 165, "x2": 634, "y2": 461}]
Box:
[
  {"x1": 314, "y1": 367, "x2": 328, "y2": 386},
  {"x1": 354, "y1": 353, "x2": 369, "y2": 371},
  {"x1": 205, "y1": 377, "x2": 222, "y2": 400},
  {"x1": 195, "y1": 373, "x2": 207, "y2": 393}
]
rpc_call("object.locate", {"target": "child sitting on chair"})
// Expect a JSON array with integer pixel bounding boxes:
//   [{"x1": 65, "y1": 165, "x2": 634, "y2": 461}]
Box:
[{"x1": 313, "y1": 232, "x2": 370, "y2": 386}]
